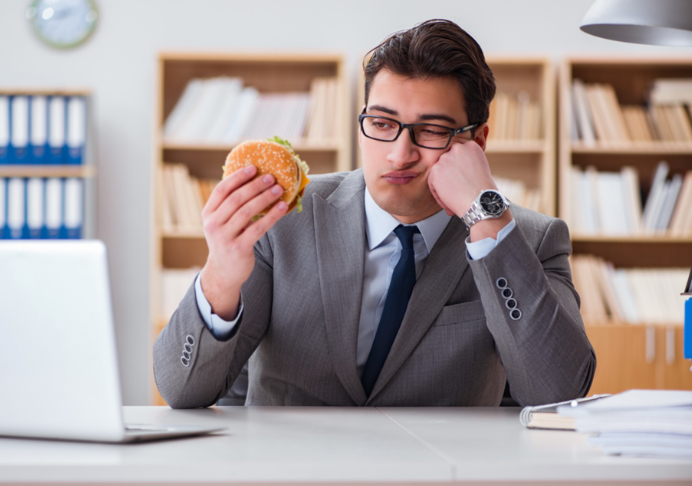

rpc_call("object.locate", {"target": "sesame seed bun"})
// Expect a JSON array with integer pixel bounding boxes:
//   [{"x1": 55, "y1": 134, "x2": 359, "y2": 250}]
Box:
[{"x1": 223, "y1": 140, "x2": 309, "y2": 214}]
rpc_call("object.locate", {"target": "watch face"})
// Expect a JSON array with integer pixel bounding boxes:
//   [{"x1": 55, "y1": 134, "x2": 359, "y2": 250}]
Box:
[
  {"x1": 27, "y1": 0, "x2": 98, "y2": 49},
  {"x1": 479, "y1": 190, "x2": 505, "y2": 216}
]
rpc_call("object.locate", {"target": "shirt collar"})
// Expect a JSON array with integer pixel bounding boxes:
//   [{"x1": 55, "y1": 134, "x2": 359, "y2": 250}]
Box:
[{"x1": 364, "y1": 187, "x2": 452, "y2": 253}]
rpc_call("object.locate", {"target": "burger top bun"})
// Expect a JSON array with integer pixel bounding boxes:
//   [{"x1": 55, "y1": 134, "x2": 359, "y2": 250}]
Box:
[{"x1": 223, "y1": 140, "x2": 306, "y2": 213}]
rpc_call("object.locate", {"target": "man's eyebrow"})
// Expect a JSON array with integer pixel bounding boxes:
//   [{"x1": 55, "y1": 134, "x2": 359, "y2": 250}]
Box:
[
  {"x1": 368, "y1": 105, "x2": 398, "y2": 116},
  {"x1": 367, "y1": 105, "x2": 458, "y2": 125},
  {"x1": 418, "y1": 113, "x2": 458, "y2": 125}
]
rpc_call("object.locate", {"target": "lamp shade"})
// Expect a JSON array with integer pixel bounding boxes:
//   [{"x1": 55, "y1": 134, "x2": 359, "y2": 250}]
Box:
[{"x1": 581, "y1": 0, "x2": 692, "y2": 46}]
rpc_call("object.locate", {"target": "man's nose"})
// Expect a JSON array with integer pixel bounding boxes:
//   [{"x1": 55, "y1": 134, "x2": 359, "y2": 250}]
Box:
[{"x1": 386, "y1": 128, "x2": 419, "y2": 167}]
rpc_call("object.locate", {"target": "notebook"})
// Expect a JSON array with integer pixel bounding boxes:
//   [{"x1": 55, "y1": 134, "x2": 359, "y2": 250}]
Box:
[
  {"x1": 0, "y1": 240, "x2": 225, "y2": 443},
  {"x1": 519, "y1": 394, "x2": 611, "y2": 430}
]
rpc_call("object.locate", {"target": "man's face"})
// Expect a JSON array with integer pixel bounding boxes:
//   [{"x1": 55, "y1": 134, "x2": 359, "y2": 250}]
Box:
[{"x1": 359, "y1": 69, "x2": 481, "y2": 224}]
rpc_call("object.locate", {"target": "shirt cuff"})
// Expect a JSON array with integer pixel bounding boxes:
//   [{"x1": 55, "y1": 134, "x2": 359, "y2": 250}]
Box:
[
  {"x1": 465, "y1": 218, "x2": 516, "y2": 260},
  {"x1": 194, "y1": 273, "x2": 243, "y2": 340}
]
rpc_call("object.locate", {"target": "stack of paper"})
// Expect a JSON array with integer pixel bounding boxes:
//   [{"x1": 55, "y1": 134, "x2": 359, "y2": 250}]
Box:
[{"x1": 557, "y1": 389, "x2": 692, "y2": 458}]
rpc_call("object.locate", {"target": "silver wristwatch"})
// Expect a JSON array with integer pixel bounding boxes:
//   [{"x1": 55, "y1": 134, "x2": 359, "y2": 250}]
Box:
[{"x1": 461, "y1": 189, "x2": 510, "y2": 228}]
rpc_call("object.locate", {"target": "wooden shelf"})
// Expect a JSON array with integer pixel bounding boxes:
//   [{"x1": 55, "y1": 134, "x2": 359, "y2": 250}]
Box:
[
  {"x1": 485, "y1": 140, "x2": 547, "y2": 153},
  {"x1": 571, "y1": 141, "x2": 692, "y2": 154},
  {"x1": 162, "y1": 229, "x2": 205, "y2": 239},
  {"x1": 0, "y1": 88, "x2": 91, "y2": 96},
  {"x1": 0, "y1": 165, "x2": 96, "y2": 178}
]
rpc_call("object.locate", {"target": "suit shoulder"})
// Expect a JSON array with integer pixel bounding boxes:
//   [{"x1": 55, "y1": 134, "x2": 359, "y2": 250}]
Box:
[{"x1": 303, "y1": 171, "x2": 351, "y2": 199}]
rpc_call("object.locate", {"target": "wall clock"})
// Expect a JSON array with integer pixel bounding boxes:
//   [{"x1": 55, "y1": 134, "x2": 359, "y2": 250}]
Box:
[{"x1": 26, "y1": 0, "x2": 98, "y2": 49}]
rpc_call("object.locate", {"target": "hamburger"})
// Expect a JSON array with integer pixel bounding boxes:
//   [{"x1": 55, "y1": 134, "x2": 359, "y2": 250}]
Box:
[{"x1": 223, "y1": 136, "x2": 310, "y2": 214}]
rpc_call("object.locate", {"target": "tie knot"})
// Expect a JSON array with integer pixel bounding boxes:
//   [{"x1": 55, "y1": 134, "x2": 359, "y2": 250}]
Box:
[{"x1": 393, "y1": 225, "x2": 420, "y2": 250}]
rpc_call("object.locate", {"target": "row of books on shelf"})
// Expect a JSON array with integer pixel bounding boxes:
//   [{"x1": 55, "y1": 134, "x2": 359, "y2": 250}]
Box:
[
  {"x1": 571, "y1": 255, "x2": 688, "y2": 325},
  {"x1": 162, "y1": 76, "x2": 340, "y2": 146},
  {"x1": 487, "y1": 91, "x2": 542, "y2": 141},
  {"x1": 569, "y1": 162, "x2": 692, "y2": 235},
  {"x1": 0, "y1": 177, "x2": 83, "y2": 239},
  {"x1": 571, "y1": 78, "x2": 692, "y2": 145},
  {"x1": 494, "y1": 177, "x2": 541, "y2": 213},
  {"x1": 0, "y1": 95, "x2": 86, "y2": 165},
  {"x1": 161, "y1": 163, "x2": 216, "y2": 232}
]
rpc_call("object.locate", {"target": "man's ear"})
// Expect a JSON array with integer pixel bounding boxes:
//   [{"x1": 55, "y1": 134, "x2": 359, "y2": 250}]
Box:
[{"x1": 474, "y1": 123, "x2": 489, "y2": 151}]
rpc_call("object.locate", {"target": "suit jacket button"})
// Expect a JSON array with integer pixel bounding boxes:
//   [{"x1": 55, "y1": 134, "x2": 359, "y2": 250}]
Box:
[
  {"x1": 181, "y1": 356, "x2": 190, "y2": 367},
  {"x1": 186, "y1": 335, "x2": 195, "y2": 346},
  {"x1": 496, "y1": 278, "x2": 508, "y2": 289},
  {"x1": 510, "y1": 309, "x2": 522, "y2": 320},
  {"x1": 501, "y1": 287, "x2": 513, "y2": 299},
  {"x1": 505, "y1": 298, "x2": 518, "y2": 309}
]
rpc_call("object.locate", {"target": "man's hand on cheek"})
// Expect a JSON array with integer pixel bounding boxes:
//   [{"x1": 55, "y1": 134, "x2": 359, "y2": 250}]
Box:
[{"x1": 427, "y1": 141, "x2": 497, "y2": 218}]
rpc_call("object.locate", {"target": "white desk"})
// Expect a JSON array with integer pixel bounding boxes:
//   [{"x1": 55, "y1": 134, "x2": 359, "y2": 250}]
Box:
[{"x1": 0, "y1": 407, "x2": 690, "y2": 485}]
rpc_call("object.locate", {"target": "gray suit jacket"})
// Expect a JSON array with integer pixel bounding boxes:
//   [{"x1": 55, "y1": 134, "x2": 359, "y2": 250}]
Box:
[{"x1": 154, "y1": 169, "x2": 595, "y2": 408}]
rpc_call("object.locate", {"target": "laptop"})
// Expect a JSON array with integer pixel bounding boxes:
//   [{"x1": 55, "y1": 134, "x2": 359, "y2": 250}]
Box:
[{"x1": 0, "y1": 240, "x2": 225, "y2": 442}]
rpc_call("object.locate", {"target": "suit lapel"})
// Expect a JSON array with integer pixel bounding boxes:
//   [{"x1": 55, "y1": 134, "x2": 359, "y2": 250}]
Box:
[
  {"x1": 366, "y1": 216, "x2": 470, "y2": 404},
  {"x1": 313, "y1": 171, "x2": 368, "y2": 406}
]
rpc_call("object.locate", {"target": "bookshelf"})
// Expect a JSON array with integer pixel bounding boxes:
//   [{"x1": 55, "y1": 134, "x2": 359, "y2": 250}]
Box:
[
  {"x1": 355, "y1": 56, "x2": 556, "y2": 216},
  {"x1": 151, "y1": 52, "x2": 351, "y2": 404},
  {"x1": 0, "y1": 88, "x2": 95, "y2": 240},
  {"x1": 559, "y1": 57, "x2": 692, "y2": 394}
]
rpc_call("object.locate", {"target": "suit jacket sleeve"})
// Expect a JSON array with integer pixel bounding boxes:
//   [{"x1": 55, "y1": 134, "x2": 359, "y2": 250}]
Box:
[
  {"x1": 467, "y1": 216, "x2": 596, "y2": 406},
  {"x1": 153, "y1": 236, "x2": 274, "y2": 409}
]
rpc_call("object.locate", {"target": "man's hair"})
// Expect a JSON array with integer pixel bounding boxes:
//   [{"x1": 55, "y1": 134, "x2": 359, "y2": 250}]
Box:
[{"x1": 363, "y1": 19, "x2": 496, "y2": 125}]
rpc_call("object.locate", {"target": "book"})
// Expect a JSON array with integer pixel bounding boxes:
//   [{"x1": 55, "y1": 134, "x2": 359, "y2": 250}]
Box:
[
  {"x1": 0, "y1": 178, "x2": 6, "y2": 238},
  {"x1": 642, "y1": 161, "x2": 669, "y2": 231},
  {"x1": 519, "y1": 394, "x2": 611, "y2": 430},
  {"x1": 572, "y1": 79, "x2": 596, "y2": 146},
  {"x1": 557, "y1": 390, "x2": 692, "y2": 458}
]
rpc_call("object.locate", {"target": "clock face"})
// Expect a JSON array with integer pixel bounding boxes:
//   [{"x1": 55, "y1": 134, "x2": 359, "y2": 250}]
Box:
[
  {"x1": 27, "y1": 0, "x2": 98, "y2": 49},
  {"x1": 479, "y1": 190, "x2": 505, "y2": 216}
]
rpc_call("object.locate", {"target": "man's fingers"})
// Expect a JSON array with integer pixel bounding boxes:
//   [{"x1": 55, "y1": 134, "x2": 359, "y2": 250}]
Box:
[
  {"x1": 224, "y1": 184, "x2": 284, "y2": 237},
  {"x1": 236, "y1": 200, "x2": 289, "y2": 247},
  {"x1": 205, "y1": 166, "x2": 257, "y2": 214},
  {"x1": 212, "y1": 172, "x2": 277, "y2": 227}
]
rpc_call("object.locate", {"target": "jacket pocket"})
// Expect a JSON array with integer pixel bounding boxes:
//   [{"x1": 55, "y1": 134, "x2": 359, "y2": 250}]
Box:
[{"x1": 434, "y1": 300, "x2": 486, "y2": 326}]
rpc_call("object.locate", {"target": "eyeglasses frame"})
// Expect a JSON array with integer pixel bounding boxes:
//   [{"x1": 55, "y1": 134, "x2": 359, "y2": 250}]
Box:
[{"x1": 358, "y1": 109, "x2": 479, "y2": 150}]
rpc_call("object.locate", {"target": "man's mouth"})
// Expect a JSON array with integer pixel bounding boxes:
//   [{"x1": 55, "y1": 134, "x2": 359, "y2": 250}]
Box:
[{"x1": 382, "y1": 170, "x2": 418, "y2": 185}]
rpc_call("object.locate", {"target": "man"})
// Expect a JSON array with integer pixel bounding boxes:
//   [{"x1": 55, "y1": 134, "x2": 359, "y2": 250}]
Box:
[{"x1": 154, "y1": 19, "x2": 595, "y2": 408}]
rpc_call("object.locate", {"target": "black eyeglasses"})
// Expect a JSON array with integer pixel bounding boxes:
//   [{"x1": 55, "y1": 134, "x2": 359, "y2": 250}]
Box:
[{"x1": 359, "y1": 110, "x2": 478, "y2": 150}]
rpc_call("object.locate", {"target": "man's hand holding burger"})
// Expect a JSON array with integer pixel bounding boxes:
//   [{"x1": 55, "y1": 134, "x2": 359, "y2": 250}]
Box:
[
  {"x1": 200, "y1": 165, "x2": 287, "y2": 321},
  {"x1": 427, "y1": 139, "x2": 512, "y2": 242},
  {"x1": 200, "y1": 138, "x2": 310, "y2": 321}
]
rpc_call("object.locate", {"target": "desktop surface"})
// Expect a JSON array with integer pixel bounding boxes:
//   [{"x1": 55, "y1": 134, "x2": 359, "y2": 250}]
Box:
[{"x1": 0, "y1": 407, "x2": 689, "y2": 485}]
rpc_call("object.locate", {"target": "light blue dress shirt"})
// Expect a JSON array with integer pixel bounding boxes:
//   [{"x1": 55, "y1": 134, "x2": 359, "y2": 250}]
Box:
[{"x1": 194, "y1": 188, "x2": 516, "y2": 365}]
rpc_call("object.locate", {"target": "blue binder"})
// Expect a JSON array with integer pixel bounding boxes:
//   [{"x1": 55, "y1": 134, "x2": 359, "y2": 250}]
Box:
[
  {"x1": 6, "y1": 177, "x2": 26, "y2": 239},
  {"x1": 66, "y1": 97, "x2": 86, "y2": 165},
  {"x1": 29, "y1": 96, "x2": 49, "y2": 165},
  {"x1": 0, "y1": 177, "x2": 7, "y2": 239},
  {"x1": 9, "y1": 96, "x2": 30, "y2": 165},
  {"x1": 0, "y1": 96, "x2": 8, "y2": 165},
  {"x1": 62, "y1": 177, "x2": 83, "y2": 239},
  {"x1": 48, "y1": 96, "x2": 66, "y2": 165},
  {"x1": 44, "y1": 177, "x2": 63, "y2": 239},
  {"x1": 26, "y1": 178, "x2": 44, "y2": 239}
]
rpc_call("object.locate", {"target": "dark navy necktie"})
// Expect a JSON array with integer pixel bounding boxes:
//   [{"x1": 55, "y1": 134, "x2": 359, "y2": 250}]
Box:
[{"x1": 361, "y1": 224, "x2": 420, "y2": 396}]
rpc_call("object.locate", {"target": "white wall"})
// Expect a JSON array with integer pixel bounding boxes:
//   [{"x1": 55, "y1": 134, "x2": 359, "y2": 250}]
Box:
[{"x1": 1, "y1": 0, "x2": 688, "y2": 405}]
